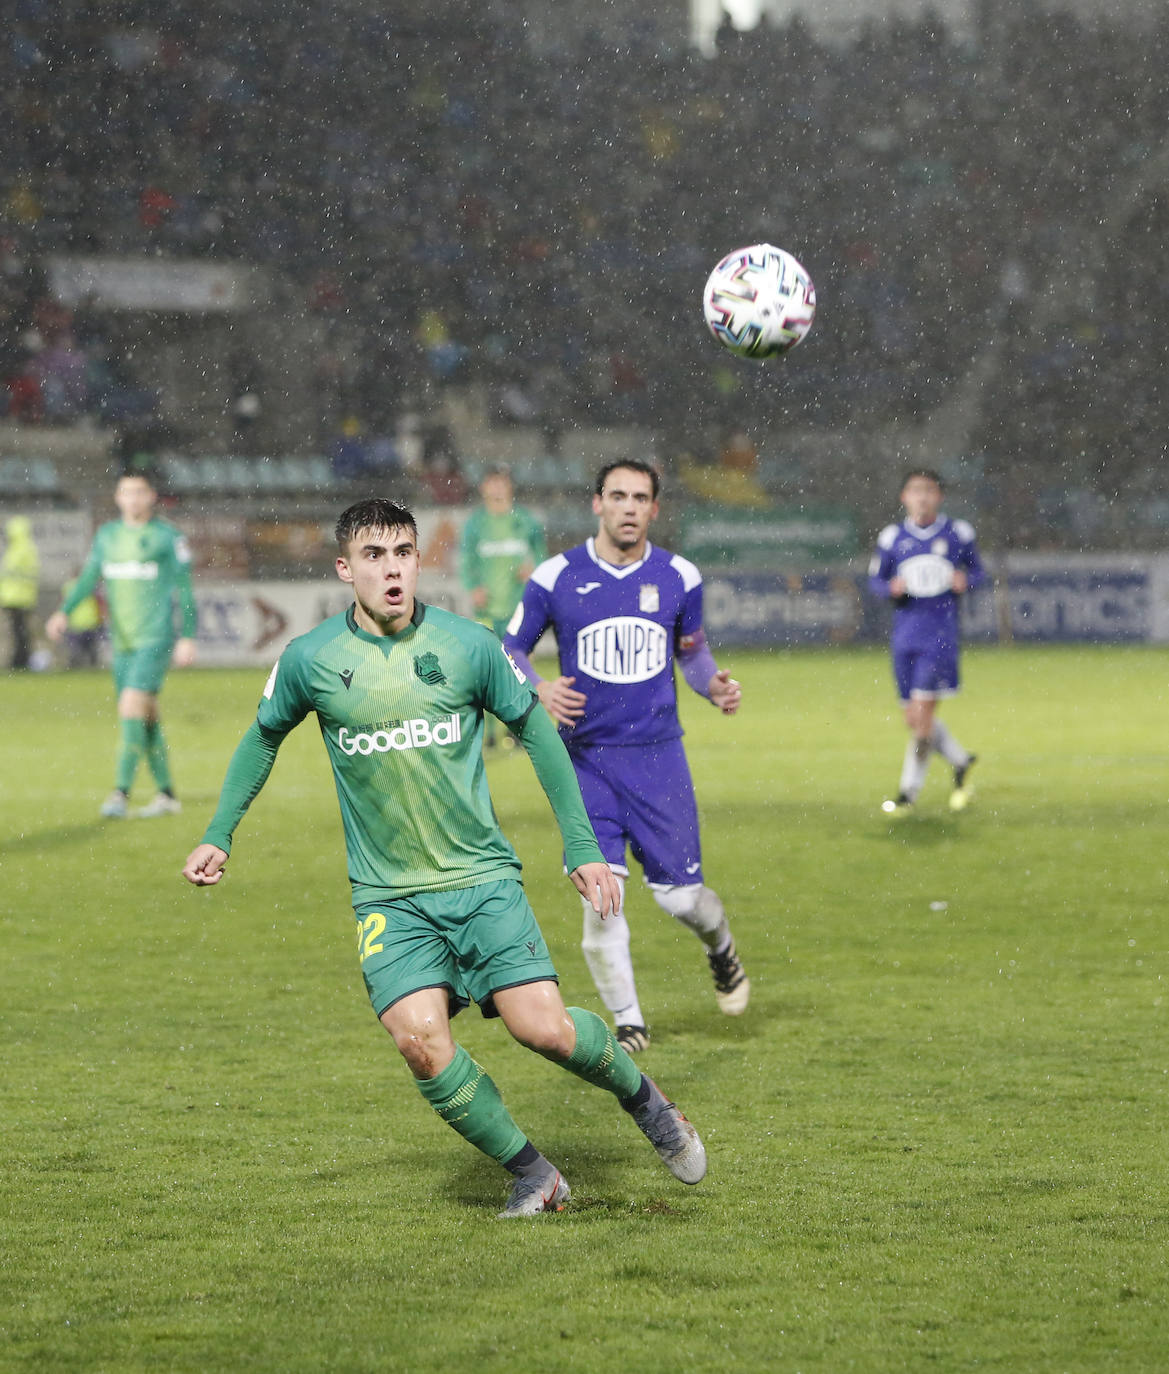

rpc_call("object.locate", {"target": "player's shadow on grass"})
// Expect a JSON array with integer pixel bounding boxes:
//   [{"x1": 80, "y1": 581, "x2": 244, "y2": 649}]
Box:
[
  {"x1": 0, "y1": 821, "x2": 109, "y2": 857},
  {"x1": 450, "y1": 1146, "x2": 701, "y2": 1221},
  {"x1": 874, "y1": 816, "x2": 972, "y2": 846}
]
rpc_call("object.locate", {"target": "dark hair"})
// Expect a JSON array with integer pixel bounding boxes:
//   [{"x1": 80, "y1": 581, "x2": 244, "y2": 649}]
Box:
[
  {"x1": 594, "y1": 459, "x2": 660, "y2": 500},
  {"x1": 901, "y1": 468, "x2": 944, "y2": 490},
  {"x1": 335, "y1": 498, "x2": 418, "y2": 550}
]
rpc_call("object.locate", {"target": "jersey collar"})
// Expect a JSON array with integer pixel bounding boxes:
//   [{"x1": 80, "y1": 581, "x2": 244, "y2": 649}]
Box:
[
  {"x1": 586, "y1": 536, "x2": 653, "y2": 578},
  {"x1": 904, "y1": 516, "x2": 947, "y2": 539},
  {"x1": 345, "y1": 599, "x2": 426, "y2": 645}
]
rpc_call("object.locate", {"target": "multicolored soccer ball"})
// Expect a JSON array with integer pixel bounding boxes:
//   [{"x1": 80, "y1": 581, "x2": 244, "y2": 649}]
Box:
[{"x1": 702, "y1": 244, "x2": 816, "y2": 359}]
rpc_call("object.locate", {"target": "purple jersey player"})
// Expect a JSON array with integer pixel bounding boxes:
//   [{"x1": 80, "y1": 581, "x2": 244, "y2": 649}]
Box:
[
  {"x1": 868, "y1": 469, "x2": 987, "y2": 815},
  {"x1": 504, "y1": 461, "x2": 748, "y2": 1053}
]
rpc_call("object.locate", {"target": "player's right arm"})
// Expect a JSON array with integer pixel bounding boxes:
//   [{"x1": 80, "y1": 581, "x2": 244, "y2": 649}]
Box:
[
  {"x1": 48, "y1": 530, "x2": 104, "y2": 640},
  {"x1": 182, "y1": 648, "x2": 309, "y2": 886},
  {"x1": 458, "y1": 511, "x2": 487, "y2": 610},
  {"x1": 868, "y1": 525, "x2": 907, "y2": 603}
]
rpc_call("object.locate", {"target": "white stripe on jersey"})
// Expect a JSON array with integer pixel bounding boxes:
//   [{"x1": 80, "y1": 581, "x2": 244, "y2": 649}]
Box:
[
  {"x1": 529, "y1": 552, "x2": 569, "y2": 592},
  {"x1": 668, "y1": 552, "x2": 702, "y2": 592}
]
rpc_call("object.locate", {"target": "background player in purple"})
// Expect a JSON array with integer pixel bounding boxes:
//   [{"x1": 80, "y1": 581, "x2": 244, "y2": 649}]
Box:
[
  {"x1": 504, "y1": 460, "x2": 747, "y2": 1054},
  {"x1": 868, "y1": 469, "x2": 987, "y2": 816}
]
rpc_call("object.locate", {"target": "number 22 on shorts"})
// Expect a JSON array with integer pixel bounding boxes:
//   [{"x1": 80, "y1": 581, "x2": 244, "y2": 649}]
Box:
[{"x1": 357, "y1": 912, "x2": 386, "y2": 962}]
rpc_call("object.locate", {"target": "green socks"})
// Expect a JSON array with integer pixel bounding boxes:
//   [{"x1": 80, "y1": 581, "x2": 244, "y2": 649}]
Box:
[
  {"x1": 415, "y1": 1013, "x2": 642, "y2": 1171},
  {"x1": 144, "y1": 719, "x2": 173, "y2": 792},
  {"x1": 416, "y1": 1046, "x2": 527, "y2": 1165},
  {"x1": 563, "y1": 1006, "x2": 642, "y2": 1100},
  {"x1": 114, "y1": 718, "x2": 149, "y2": 793}
]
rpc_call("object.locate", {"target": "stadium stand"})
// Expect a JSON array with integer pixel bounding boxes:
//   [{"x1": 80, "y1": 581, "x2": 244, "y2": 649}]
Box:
[{"x1": 0, "y1": 2, "x2": 1166, "y2": 546}]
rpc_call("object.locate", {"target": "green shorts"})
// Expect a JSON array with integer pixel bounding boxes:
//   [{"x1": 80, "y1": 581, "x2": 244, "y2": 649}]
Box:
[
  {"x1": 354, "y1": 878, "x2": 558, "y2": 1020},
  {"x1": 112, "y1": 642, "x2": 174, "y2": 695}
]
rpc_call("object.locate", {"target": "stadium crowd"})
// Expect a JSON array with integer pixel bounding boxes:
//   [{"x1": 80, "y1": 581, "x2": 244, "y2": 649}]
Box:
[{"x1": 1, "y1": 0, "x2": 1166, "y2": 538}]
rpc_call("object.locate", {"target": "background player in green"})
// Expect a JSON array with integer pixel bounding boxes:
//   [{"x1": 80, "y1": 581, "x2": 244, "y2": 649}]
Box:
[
  {"x1": 181, "y1": 497, "x2": 707, "y2": 1217},
  {"x1": 459, "y1": 465, "x2": 546, "y2": 748},
  {"x1": 46, "y1": 472, "x2": 197, "y2": 819}
]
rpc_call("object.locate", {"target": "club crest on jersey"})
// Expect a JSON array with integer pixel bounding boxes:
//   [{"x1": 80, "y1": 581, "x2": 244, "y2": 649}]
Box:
[
  {"x1": 931, "y1": 538, "x2": 948, "y2": 555},
  {"x1": 413, "y1": 652, "x2": 446, "y2": 686},
  {"x1": 639, "y1": 584, "x2": 660, "y2": 613}
]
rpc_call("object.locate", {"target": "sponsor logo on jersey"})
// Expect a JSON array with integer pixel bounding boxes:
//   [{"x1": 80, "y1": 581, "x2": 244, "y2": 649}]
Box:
[
  {"x1": 898, "y1": 553, "x2": 955, "y2": 598},
  {"x1": 479, "y1": 537, "x2": 531, "y2": 558},
  {"x1": 413, "y1": 652, "x2": 446, "y2": 685},
  {"x1": 575, "y1": 581, "x2": 601, "y2": 595},
  {"x1": 337, "y1": 714, "x2": 462, "y2": 755},
  {"x1": 576, "y1": 616, "x2": 668, "y2": 684},
  {"x1": 338, "y1": 668, "x2": 355, "y2": 689},
  {"x1": 639, "y1": 584, "x2": 660, "y2": 613},
  {"x1": 102, "y1": 559, "x2": 160, "y2": 581}
]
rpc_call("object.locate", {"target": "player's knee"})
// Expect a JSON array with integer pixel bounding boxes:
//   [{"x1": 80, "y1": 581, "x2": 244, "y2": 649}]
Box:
[
  {"x1": 381, "y1": 1007, "x2": 455, "y2": 1078},
  {"x1": 652, "y1": 883, "x2": 725, "y2": 936},
  {"x1": 509, "y1": 1011, "x2": 576, "y2": 1061},
  {"x1": 389, "y1": 1027, "x2": 456, "y2": 1079}
]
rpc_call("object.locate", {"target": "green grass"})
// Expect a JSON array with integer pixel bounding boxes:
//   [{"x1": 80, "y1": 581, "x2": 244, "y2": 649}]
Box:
[{"x1": 2, "y1": 645, "x2": 1168, "y2": 1372}]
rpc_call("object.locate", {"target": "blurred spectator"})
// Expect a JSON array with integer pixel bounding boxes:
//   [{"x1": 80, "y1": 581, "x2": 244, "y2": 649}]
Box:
[
  {"x1": 0, "y1": 2, "x2": 1162, "y2": 540},
  {"x1": 0, "y1": 515, "x2": 40, "y2": 670}
]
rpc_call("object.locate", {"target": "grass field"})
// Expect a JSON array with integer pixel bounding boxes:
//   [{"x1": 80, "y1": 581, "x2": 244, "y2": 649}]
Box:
[{"x1": 3, "y1": 644, "x2": 1168, "y2": 1373}]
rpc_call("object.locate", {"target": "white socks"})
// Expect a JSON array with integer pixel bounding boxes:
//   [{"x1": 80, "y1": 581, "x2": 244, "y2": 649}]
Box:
[
  {"x1": 900, "y1": 720, "x2": 970, "y2": 800},
  {"x1": 579, "y1": 879, "x2": 734, "y2": 1028},
  {"x1": 930, "y1": 719, "x2": 968, "y2": 766},
  {"x1": 580, "y1": 874, "x2": 645, "y2": 1028}
]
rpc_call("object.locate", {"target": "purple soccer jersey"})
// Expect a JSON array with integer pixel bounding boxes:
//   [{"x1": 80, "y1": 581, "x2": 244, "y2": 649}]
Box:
[
  {"x1": 505, "y1": 539, "x2": 704, "y2": 748},
  {"x1": 868, "y1": 514, "x2": 987, "y2": 700},
  {"x1": 505, "y1": 538, "x2": 708, "y2": 883}
]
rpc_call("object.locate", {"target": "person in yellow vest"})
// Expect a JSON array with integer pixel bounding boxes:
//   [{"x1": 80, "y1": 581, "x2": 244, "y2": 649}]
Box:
[{"x1": 0, "y1": 515, "x2": 40, "y2": 670}]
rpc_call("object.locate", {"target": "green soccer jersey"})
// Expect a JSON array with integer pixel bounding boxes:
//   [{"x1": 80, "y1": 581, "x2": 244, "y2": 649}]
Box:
[
  {"x1": 62, "y1": 517, "x2": 197, "y2": 653},
  {"x1": 459, "y1": 506, "x2": 546, "y2": 626},
  {"x1": 203, "y1": 601, "x2": 602, "y2": 903}
]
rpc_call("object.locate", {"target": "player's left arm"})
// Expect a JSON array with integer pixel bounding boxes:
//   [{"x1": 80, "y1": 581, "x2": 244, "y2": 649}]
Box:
[
  {"x1": 678, "y1": 627, "x2": 740, "y2": 715},
  {"x1": 951, "y1": 520, "x2": 987, "y2": 596},
  {"x1": 674, "y1": 567, "x2": 740, "y2": 715}
]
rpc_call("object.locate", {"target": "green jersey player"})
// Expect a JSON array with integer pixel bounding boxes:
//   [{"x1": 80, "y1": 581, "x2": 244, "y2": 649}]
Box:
[
  {"x1": 181, "y1": 498, "x2": 707, "y2": 1217},
  {"x1": 459, "y1": 466, "x2": 546, "y2": 639},
  {"x1": 47, "y1": 472, "x2": 197, "y2": 819},
  {"x1": 458, "y1": 465, "x2": 545, "y2": 749}
]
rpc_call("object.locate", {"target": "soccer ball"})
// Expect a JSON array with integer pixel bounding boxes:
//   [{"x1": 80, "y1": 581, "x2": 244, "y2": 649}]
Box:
[{"x1": 702, "y1": 244, "x2": 816, "y2": 360}]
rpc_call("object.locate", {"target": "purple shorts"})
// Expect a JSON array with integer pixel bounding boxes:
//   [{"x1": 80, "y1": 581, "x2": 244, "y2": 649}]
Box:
[
  {"x1": 568, "y1": 739, "x2": 703, "y2": 887},
  {"x1": 893, "y1": 642, "x2": 960, "y2": 702}
]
